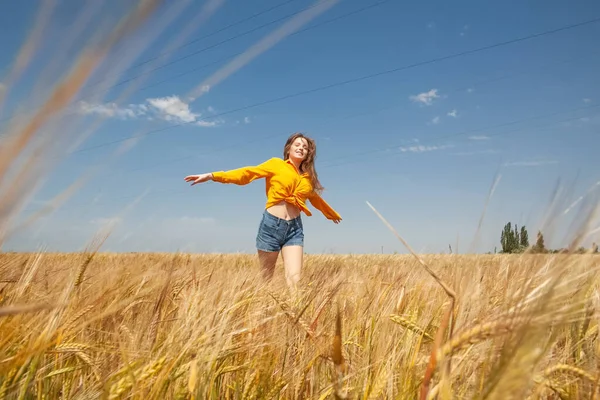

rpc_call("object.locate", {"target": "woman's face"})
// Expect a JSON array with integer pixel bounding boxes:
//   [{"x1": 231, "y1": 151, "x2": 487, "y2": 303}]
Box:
[{"x1": 288, "y1": 137, "x2": 309, "y2": 163}]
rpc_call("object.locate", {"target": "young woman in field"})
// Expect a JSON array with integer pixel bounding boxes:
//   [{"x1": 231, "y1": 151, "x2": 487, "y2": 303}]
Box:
[{"x1": 184, "y1": 133, "x2": 342, "y2": 289}]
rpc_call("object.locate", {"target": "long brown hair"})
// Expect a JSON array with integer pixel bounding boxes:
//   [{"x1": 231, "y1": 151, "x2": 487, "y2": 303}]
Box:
[{"x1": 283, "y1": 132, "x2": 324, "y2": 194}]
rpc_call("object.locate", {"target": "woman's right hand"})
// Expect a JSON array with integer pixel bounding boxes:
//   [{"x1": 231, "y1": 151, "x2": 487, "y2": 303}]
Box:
[{"x1": 184, "y1": 173, "x2": 213, "y2": 186}]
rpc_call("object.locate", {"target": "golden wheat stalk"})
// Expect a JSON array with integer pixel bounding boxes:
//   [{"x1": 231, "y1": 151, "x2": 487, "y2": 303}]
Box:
[
  {"x1": 365, "y1": 201, "x2": 457, "y2": 400},
  {"x1": 268, "y1": 290, "x2": 315, "y2": 338},
  {"x1": 437, "y1": 316, "x2": 532, "y2": 360},
  {"x1": 0, "y1": 302, "x2": 57, "y2": 317},
  {"x1": 543, "y1": 363, "x2": 596, "y2": 383},
  {"x1": 389, "y1": 314, "x2": 434, "y2": 342},
  {"x1": 108, "y1": 356, "x2": 166, "y2": 399}
]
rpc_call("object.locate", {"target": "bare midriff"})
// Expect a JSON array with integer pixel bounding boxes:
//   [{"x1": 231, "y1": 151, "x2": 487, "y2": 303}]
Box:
[{"x1": 266, "y1": 201, "x2": 301, "y2": 220}]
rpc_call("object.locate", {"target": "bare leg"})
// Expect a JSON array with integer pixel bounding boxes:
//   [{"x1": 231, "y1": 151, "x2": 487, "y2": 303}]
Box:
[
  {"x1": 281, "y1": 245, "x2": 303, "y2": 291},
  {"x1": 257, "y1": 250, "x2": 279, "y2": 282}
]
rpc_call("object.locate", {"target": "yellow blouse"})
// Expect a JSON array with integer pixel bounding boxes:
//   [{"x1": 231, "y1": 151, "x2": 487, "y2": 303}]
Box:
[{"x1": 211, "y1": 157, "x2": 342, "y2": 221}]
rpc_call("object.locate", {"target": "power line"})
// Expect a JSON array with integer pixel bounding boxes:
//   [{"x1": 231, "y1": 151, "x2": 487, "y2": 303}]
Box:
[
  {"x1": 97, "y1": 49, "x2": 599, "y2": 179},
  {"x1": 82, "y1": 0, "x2": 341, "y2": 92},
  {"x1": 10, "y1": 15, "x2": 600, "y2": 216},
  {"x1": 320, "y1": 104, "x2": 600, "y2": 169},
  {"x1": 62, "y1": 15, "x2": 600, "y2": 155},
  {"x1": 19, "y1": 101, "x2": 600, "y2": 214},
  {"x1": 113, "y1": 0, "x2": 301, "y2": 72},
  {"x1": 0, "y1": 0, "x2": 393, "y2": 128},
  {"x1": 320, "y1": 101, "x2": 600, "y2": 167},
  {"x1": 84, "y1": 0, "x2": 395, "y2": 98}
]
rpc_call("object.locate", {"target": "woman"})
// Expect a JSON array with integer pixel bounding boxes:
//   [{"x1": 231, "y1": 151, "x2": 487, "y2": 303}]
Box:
[{"x1": 184, "y1": 133, "x2": 341, "y2": 289}]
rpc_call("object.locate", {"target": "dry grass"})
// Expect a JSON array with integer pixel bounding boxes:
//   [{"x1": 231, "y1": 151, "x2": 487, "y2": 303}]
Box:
[{"x1": 1, "y1": 251, "x2": 600, "y2": 399}]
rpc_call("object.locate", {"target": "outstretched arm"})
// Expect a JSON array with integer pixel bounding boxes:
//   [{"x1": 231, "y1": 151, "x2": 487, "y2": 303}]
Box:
[
  {"x1": 210, "y1": 157, "x2": 278, "y2": 185},
  {"x1": 184, "y1": 158, "x2": 278, "y2": 187},
  {"x1": 308, "y1": 191, "x2": 342, "y2": 223}
]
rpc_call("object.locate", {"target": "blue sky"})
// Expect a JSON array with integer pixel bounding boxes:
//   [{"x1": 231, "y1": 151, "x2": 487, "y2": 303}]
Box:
[{"x1": 1, "y1": 0, "x2": 599, "y2": 254}]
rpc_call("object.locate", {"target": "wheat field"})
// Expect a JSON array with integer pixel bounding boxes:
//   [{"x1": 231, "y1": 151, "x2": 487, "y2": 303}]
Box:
[
  {"x1": 1, "y1": 250, "x2": 599, "y2": 399},
  {"x1": 1, "y1": 2, "x2": 599, "y2": 399}
]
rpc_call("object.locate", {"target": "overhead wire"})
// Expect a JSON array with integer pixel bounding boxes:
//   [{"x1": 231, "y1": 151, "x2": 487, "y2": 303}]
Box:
[
  {"x1": 79, "y1": 0, "x2": 340, "y2": 93},
  {"x1": 106, "y1": 0, "x2": 301, "y2": 72},
  {"x1": 57, "y1": 15, "x2": 600, "y2": 155},
  {"x1": 95, "y1": 49, "x2": 600, "y2": 179},
  {"x1": 320, "y1": 104, "x2": 600, "y2": 169},
  {"x1": 0, "y1": 0, "x2": 386, "y2": 127},
  {"x1": 13, "y1": 13, "x2": 600, "y2": 216},
  {"x1": 20, "y1": 100, "x2": 600, "y2": 215}
]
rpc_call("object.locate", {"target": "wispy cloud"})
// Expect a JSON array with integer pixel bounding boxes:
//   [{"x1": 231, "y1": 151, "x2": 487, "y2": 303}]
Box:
[
  {"x1": 410, "y1": 89, "x2": 440, "y2": 106},
  {"x1": 460, "y1": 24, "x2": 469, "y2": 37},
  {"x1": 77, "y1": 95, "x2": 221, "y2": 127},
  {"x1": 468, "y1": 135, "x2": 489, "y2": 140},
  {"x1": 77, "y1": 101, "x2": 147, "y2": 120},
  {"x1": 447, "y1": 109, "x2": 458, "y2": 118},
  {"x1": 399, "y1": 144, "x2": 452, "y2": 153},
  {"x1": 196, "y1": 120, "x2": 219, "y2": 127},
  {"x1": 429, "y1": 116, "x2": 440, "y2": 125},
  {"x1": 244, "y1": 116, "x2": 251, "y2": 124},
  {"x1": 562, "y1": 114, "x2": 599, "y2": 128},
  {"x1": 503, "y1": 160, "x2": 557, "y2": 167},
  {"x1": 452, "y1": 149, "x2": 499, "y2": 156},
  {"x1": 583, "y1": 98, "x2": 592, "y2": 103}
]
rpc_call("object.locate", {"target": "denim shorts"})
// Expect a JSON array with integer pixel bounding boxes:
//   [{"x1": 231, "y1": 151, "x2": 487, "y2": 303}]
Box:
[{"x1": 256, "y1": 210, "x2": 304, "y2": 252}]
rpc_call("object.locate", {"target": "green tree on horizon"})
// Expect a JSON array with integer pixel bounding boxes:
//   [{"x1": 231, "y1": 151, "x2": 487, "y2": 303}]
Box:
[
  {"x1": 500, "y1": 222, "x2": 530, "y2": 253},
  {"x1": 520, "y1": 225, "x2": 529, "y2": 248}
]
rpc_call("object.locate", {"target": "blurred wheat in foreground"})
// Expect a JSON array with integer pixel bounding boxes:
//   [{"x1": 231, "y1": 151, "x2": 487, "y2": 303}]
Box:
[{"x1": 0, "y1": 251, "x2": 599, "y2": 399}]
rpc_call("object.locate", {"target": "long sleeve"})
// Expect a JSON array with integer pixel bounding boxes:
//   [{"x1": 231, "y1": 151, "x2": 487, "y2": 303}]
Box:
[
  {"x1": 308, "y1": 191, "x2": 342, "y2": 221},
  {"x1": 211, "y1": 157, "x2": 278, "y2": 185}
]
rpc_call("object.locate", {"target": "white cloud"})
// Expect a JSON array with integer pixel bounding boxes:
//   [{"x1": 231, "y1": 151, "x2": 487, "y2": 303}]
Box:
[
  {"x1": 583, "y1": 98, "x2": 592, "y2": 103},
  {"x1": 77, "y1": 101, "x2": 144, "y2": 119},
  {"x1": 410, "y1": 89, "x2": 440, "y2": 106},
  {"x1": 399, "y1": 144, "x2": 452, "y2": 153},
  {"x1": 467, "y1": 88, "x2": 474, "y2": 93},
  {"x1": 147, "y1": 95, "x2": 199, "y2": 123},
  {"x1": 447, "y1": 109, "x2": 458, "y2": 118},
  {"x1": 468, "y1": 135, "x2": 489, "y2": 140},
  {"x1": 430, "y1": 116, "x2": 440, "y2": 125},
  {"x1": 244, "y1": 116, "x2": 251, "y2": 124},
  {"x1": 196, "y1": 120, "x2": 218, "y2": 127},
  {"x1": 503, "y1": 160, "x2": 557, "y2": 167},
  {"x1": 78, "y1": 95, "x2": 220, "y2": 127}
]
